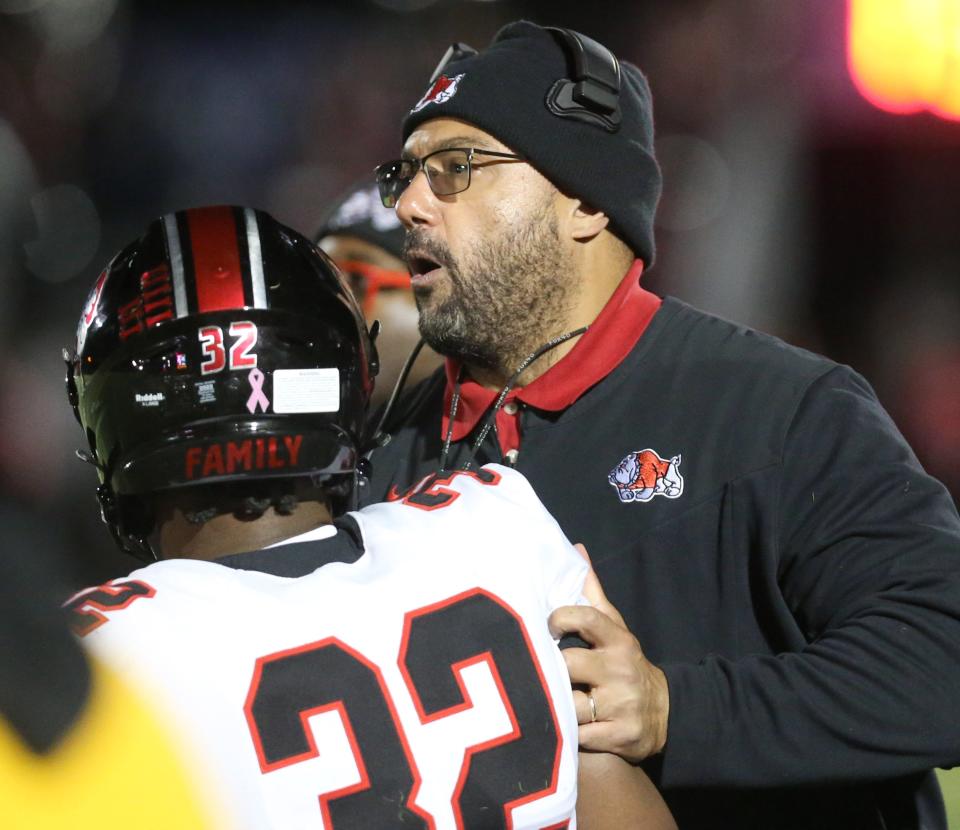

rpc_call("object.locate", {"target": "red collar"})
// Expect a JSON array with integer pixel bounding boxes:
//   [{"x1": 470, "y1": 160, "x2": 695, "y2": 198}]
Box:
[{"x1": 441, "y1": 259, "x2": 661, "y2": 443}]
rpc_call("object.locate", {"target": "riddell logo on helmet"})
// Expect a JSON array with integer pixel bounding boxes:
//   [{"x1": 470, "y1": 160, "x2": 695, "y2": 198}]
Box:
[
  {"x1": 184, "y1": 435, "x2": 303, "y2": 480},
  {"x1": 411, "y1": 73, "x2": 465, "y2": 113},
  {"x1": 135, "y1": 392, "x2": 165, "y2": 407}
]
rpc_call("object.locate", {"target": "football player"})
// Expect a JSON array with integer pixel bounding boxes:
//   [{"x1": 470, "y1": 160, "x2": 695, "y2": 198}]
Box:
[{"x1": 63, "y1": 205, "x2": 674, "y2": 829}]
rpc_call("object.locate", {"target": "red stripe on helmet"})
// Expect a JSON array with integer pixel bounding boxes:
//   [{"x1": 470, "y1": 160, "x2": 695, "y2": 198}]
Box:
[{"x1": 186, "y1": 206, "x2": 246, "y2": 312}]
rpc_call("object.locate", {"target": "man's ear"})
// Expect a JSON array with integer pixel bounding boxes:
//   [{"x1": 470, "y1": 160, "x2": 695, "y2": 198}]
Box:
[{"x1": 569, "y1": 200, "x2": 611, "y2": 241}]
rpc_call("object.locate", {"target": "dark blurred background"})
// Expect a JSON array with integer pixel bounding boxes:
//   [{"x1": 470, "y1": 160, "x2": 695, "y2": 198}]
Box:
[{"x1": 1, "y1": 0, "x2": 958, "y2": 590}]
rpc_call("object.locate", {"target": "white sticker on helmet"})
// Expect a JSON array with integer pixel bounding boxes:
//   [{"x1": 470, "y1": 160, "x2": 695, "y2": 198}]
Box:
[{"x1": 272, "y1": 368, "x2": 340, "y2": 413}]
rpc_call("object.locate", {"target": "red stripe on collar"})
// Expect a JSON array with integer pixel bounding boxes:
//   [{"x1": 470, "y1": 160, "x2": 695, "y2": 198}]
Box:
[{"x1": 441, "y1": 259, "x2": 661, "y2": 449}]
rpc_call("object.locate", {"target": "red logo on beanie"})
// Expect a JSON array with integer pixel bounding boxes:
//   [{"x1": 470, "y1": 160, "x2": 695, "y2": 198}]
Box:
[{"x1": 411, "y1": 73, "x2": 465, "y2": 113}]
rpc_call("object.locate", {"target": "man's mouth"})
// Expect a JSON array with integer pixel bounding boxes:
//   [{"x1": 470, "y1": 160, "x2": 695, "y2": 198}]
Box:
[{"x1": 406, "y1": 252, "x2": 444, "y2": 287}]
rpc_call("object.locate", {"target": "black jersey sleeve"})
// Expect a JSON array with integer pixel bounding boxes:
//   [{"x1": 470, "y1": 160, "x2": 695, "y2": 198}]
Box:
[{"x1": 659, "y1": 365, "x2": 960, "y2": 788}]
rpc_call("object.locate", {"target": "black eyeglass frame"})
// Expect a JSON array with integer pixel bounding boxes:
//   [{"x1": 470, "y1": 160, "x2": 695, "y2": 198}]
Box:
[{"x1": 375, "y1": 147, "x2": 525, "y2": 207}]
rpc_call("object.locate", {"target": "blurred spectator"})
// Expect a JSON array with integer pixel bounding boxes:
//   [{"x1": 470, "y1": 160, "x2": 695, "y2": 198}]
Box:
[{"x1": 316, "y1": 180, "x2": 441, "y2": 406}]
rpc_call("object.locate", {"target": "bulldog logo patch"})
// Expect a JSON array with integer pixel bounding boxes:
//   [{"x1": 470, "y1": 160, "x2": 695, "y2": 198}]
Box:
[{"x1": 608, "y1": 449, "x2": 683, "y2": 504}]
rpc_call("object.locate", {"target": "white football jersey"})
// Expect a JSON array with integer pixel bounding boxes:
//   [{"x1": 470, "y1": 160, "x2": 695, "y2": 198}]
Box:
[{"x1": 68, "y1": 465, "x2": 587, "y2": 830}]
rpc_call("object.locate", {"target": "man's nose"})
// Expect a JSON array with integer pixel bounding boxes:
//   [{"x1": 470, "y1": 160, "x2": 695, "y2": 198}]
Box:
[{"x1": 396, "y1": 169, "x2": 439, "y2": 229}]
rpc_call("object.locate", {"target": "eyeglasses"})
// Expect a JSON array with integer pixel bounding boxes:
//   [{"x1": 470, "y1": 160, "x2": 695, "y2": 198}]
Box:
[
  {"x1": 337, "y1": 259, "x2": 411, "y2": 316},
  {"x1": 375, "y1": 147, "x2": 525, "y2": 208}
]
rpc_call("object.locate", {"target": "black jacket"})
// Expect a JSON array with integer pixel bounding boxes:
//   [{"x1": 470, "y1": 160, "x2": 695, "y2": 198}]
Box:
[{"x1": 363, "y1": 297, "x2": 960, "y2": 829}]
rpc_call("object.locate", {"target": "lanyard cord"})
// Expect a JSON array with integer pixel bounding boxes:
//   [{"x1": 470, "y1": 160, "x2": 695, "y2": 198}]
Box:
[
  {"x1": 440, "y1": 325, "x2": 589, "y2": 472},
  {"x1": 439, "y1": 369, "x2": 463, "y2": 471}
]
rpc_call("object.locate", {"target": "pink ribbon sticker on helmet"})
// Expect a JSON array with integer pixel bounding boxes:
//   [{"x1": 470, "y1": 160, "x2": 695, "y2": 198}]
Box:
[{"x1": 246, "y1": 368, "x2": 270, "y2": 414}]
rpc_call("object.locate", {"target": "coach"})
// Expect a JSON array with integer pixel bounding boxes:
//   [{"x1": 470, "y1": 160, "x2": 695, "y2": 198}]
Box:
[{"x1": 364, "y1": 21, "x2": 960, "y2": 829}]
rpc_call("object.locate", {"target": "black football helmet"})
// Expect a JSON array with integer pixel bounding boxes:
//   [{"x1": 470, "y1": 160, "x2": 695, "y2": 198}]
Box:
[{"x1": 66, "y1": 205, "x2": 378, "y2": 561}]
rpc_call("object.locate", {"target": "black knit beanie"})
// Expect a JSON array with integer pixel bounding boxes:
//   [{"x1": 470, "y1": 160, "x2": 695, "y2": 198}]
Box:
[
  {"x1": 315, "y1": 179, "x2": 406, "y2": 260},
  {"x1": 402, "y1": 21, "x2": 661, "y2": 267}
]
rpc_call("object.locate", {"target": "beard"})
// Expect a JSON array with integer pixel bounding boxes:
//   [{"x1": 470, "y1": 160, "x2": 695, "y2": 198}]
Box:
[{"x1": 403, "y1": 202, "x2": 576, "y2": 378}]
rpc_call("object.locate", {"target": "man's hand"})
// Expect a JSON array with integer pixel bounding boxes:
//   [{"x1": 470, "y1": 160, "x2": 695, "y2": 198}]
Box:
[{"x1": 550, "y1": 544, "x2": 670, "y2": 763}]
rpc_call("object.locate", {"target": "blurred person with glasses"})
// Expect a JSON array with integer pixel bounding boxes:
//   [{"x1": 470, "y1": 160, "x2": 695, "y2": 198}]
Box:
[{"x1": 316, "y1": 180, "x2": 441, "y2": 407}]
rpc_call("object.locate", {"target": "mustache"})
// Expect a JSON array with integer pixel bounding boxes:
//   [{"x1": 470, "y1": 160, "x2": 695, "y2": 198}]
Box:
[{"x1": 402, "y1": 230, "x2": 453, "y2": 271}]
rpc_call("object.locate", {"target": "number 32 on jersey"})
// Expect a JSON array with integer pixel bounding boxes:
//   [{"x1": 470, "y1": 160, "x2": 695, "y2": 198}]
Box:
[{"x1": 244, "y1": 588, "x2": 568, "y2": 830}]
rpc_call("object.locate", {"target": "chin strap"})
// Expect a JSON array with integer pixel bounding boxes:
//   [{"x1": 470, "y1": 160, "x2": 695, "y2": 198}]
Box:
[
  {"x1": 95, "y1": 481, "x2": 158, "y2": 564},
  {"x1": 75, "y1": 445, "x2": 158, "y2": 564}
]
